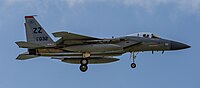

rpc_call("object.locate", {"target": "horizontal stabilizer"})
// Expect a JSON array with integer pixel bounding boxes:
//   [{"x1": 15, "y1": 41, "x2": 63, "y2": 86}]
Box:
[
  {"x1": 16, "y1": 52, "x2": 38, "y2": 60},
  {"x1": 15, "y1": 41, "x2": 44, "y2": 48}
]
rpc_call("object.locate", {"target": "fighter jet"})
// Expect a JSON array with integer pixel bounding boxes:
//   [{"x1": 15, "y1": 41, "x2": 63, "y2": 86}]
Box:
[{"x1": 16, "y1": 16, "x2": 190, "y2": 72}]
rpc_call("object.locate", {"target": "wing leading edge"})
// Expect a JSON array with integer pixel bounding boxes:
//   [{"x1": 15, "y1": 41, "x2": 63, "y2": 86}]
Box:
[
  {"x1": 52, "y1": 32, "x2": 101, "y2": 40},
  {"x1": 52, "y1": 32, "x2": 102, "y2": 45}
]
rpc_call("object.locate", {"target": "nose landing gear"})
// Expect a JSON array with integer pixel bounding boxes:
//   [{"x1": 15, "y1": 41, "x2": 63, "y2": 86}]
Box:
[
  {"x1": 131, "y1": 63, "x2": 136, "y2": 68},
  {"x1": 130, "y1": 52, "x2": 139, "y2": 68}
]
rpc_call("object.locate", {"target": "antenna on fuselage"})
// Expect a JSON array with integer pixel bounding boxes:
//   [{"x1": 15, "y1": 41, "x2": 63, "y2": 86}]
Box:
[{"x1": 32, "y1": 15, "x2": 38, "y2": 17}]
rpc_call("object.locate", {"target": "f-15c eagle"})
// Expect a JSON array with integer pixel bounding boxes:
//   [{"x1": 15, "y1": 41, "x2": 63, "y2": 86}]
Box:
[{"x1": 16, "y1": 16, "x2": 190, "y2": 72}]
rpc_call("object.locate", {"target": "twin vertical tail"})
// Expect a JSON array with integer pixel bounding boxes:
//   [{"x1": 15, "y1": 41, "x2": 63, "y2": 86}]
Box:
[
  {"x1": 24, "y1": 16, "x2": 54, "y2": 47},
  {"x1": 16, "y1": 16, "x2": 55, "y2": 60}
]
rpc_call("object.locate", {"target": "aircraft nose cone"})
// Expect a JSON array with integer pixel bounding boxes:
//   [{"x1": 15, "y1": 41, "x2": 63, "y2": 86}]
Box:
[{"x1": 171, "y1": 41, "x2": 191, "y2": 50}]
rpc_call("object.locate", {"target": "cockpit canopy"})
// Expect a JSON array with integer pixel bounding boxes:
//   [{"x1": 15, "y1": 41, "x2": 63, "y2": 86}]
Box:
[{"x1": 126, "y1": 32, "x2": 160, "y2": 38}]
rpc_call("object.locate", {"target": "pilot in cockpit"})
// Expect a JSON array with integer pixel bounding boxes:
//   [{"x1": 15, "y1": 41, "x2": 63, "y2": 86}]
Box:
[
  {"x1": 127, "y1": 32, "x2": 159, "y2": 39},
  {"x1": 146, "y1": 34, "x2": 149, "y2": 38},
  {"x1": 143, "y1": 34, "x2": 146, "y2": 38},
  {"x1": 143, "y1": 34, "x2": 150, "y2": 38}
]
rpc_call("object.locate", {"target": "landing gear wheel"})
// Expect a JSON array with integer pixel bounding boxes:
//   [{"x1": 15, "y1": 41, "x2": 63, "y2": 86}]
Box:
[
  {"x1": 80, "y1": 58, "x2": 88, "y2": 65},
  {"x1": 80, "y1": 65, "x2": 88, "y2": 72},
  {"x1": 131, "y1": 63, "x2": 136, "y2": 68}
]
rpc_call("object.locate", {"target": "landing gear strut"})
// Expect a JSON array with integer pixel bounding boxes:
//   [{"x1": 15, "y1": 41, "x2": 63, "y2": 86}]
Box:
[
  {"x1": 79, "y1": 52, "x2": 90, "y2": 72},
  {"x1": 80, "y1": 58, "x2": 88, "y2": 72},
  {"x1": 130, "y1": 52, "x2": 139, "y2": 68}
]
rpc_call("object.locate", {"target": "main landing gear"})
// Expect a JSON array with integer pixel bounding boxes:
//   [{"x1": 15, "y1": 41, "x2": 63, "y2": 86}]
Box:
[
  {"x1": 79, "y1": 58, "x2": 88, "y2": 72},
  {"x1": 130, "y1": 52, "x2": 139, "y2": 68},
  {"x1": 79, "y1": 52, "x2": 90, "y2": 72}
]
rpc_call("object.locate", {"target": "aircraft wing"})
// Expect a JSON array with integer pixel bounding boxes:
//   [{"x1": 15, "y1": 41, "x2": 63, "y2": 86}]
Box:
[
  {"x1": 52, "y1": 32, "x2": 100, "y2": 40},
  {"x1": 52, "y1": 32, "x2": 102, "y2": 45}
]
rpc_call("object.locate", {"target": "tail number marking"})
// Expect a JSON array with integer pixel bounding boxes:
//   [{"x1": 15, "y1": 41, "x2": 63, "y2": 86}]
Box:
[
  {"x1": 36, "y1": 36, "x2": 48, "y2": 41},
  {"x1": 33, "y1": 27, "x2": 42, "y2": 34}
]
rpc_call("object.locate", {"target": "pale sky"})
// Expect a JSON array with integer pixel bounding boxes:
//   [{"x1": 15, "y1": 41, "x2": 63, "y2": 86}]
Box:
[{"x1": 0, "y1": 0, "x2": 199, "y2": 88}]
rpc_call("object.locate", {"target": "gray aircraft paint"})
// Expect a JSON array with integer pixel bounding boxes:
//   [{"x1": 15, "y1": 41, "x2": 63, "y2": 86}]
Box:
[
  {"x1": 16, "y1": 16, "x2": 190, "y2": 72},
  {"x1": 25, "y1": 16, "x2": 55, "y2": 46}
]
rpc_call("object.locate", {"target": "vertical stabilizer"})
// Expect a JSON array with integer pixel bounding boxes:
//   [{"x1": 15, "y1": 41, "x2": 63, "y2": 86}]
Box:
[{"x1": 25, "y1": 16, "x2": 54, "y2": 46}]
